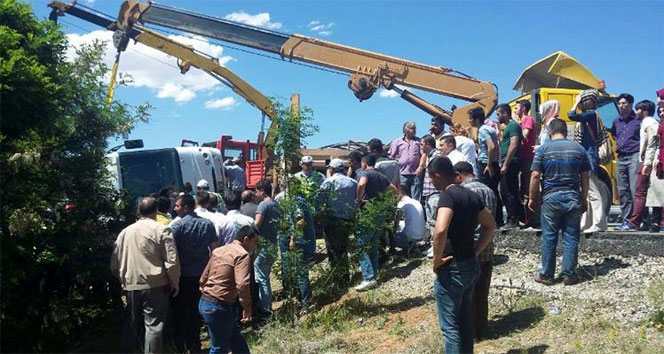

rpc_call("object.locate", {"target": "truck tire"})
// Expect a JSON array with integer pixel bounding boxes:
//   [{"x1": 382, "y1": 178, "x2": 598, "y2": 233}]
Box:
[{"x1": 597, "y1": 178, "x2": 612, "y2": 215}]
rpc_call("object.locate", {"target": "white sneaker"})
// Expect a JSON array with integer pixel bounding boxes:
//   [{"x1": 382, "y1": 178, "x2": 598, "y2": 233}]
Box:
[
  {"x1": 583, "y1": 226, "x2": 600, "y2": 234},
  {"x1": 426, "y1": 246, "x2": 434, "y2": 259},
  {"x1": 354, "y1": 280, "x2": 378, "y2": 292}
]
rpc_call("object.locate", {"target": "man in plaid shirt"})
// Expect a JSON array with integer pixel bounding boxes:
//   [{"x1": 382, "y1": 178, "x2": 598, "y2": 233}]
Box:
[{"x1": 454, "y1": 161, "x2": 496, "y2": 340}]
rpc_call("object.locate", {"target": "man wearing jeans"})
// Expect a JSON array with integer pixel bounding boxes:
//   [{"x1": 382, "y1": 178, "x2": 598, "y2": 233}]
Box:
[
  {"x1": 199, "y1": 224, "x2": 257, "y2": 354},
  {"x1": 254, "y1": 179, "x2": 280, "y2": 318},
  {"x1": 468, "y1": 107, "x2": 503, "y2": 227},
  {"x1": 429, "y1": 157, "x2": 496, "y2": 354},
  {"x1": 355, "y1": 154, "x2": 396, "y2": 291},
  {"x1": 611, "y1": 93, "x2": 641, "y2": 229},
  {"x1": 111, "y1": 197, "x2": 180, "y2": 354},
  {"x1": 529, "y1": 119, "x2": 590, "y2": 286},
  {"x1": 389, "y1": 122, "x2": 422, "y2": 200}
]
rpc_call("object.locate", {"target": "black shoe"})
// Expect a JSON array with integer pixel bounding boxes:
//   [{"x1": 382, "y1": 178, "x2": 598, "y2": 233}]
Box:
[
  {"x1": 562, "y1": 275, "x2": 579, "y2": 286},
  {"x1": 650, "y1": 225, "x2": 661, "y2": 233},
  {"x1": 501, "y1": 222, "x2": 519, "y2": 231},
  {"x1": 534, "y1": 273, "x2": 554, "y2": 286}
]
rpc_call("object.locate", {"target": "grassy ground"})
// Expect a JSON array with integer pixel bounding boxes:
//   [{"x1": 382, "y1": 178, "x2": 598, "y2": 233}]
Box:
[
  {"x1": 70, "y1": 247, "x2": 664, "y2": 353},
  {"x1": 243, "y1": 250, "x2": 663, "y2": 354}
]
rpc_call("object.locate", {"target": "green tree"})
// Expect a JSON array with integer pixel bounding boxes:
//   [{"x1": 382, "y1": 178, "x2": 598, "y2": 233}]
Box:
[{"x1": 0, "y1": 1, "x2": 149, "y2": 351}]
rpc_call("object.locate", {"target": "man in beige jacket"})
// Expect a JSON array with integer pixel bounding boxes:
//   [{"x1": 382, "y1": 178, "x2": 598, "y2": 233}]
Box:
[{"x1": 111, "y1": 197, "x2": 180, "y2": 354}]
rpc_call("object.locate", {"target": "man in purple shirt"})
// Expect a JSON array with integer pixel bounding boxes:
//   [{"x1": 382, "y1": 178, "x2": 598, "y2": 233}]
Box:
[
  {"x1": 389, "y1": 121, "x2": 423, "y2": 201},
  {"x1": 610, "y1": 93, "x2": 640, "y2": 229}
]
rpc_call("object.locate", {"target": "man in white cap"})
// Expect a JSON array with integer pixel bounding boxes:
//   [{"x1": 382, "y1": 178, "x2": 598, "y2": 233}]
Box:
[
  {"x1": 294, "y1": 155, "x2": 325, "y2": 187},
  {"x1": 320, "y1": 158, "x2": 358, "y2": 286},
  {"x1": 197, "y1": 179, "x2": 226, "y2": 213}
]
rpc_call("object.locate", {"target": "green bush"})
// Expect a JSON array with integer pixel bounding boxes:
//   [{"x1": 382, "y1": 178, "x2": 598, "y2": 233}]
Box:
[{"x1": 0, "y1": 1, "x2": 149, "y2": 351}]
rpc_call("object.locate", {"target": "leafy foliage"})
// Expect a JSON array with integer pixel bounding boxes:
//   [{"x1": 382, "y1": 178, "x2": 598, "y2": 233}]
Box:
[{"x1": 0, "y1": 1, "x2": 149, "y2": 351}]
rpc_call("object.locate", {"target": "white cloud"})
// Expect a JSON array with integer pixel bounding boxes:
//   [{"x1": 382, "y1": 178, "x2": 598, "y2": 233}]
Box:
[
  {"x1": 307, "y1": 20, "x2": 334, "y2": 36},
  {"x1": 65, "y1": 30, "x2": 234, "y2": 103},
  {"x1": 83, "y1": 0, "x2": 95, "y2": 4},
  {"x1": 205, "y1": 97, "x2": 238, "y2": 110},
  {"x1": 379, "y1": 88, "x2": 399, "y2": 98},
  {"x1": 157, "y1": 83, "x2": 196, "y2": 102},
  {"x1": 224, "y1": 11, "x2": 282, "y2": 30}
]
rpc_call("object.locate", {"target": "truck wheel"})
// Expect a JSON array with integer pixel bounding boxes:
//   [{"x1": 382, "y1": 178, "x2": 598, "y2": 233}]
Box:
[{"x1": 598, "y1": 178, "x2": 612, "y2": 215}]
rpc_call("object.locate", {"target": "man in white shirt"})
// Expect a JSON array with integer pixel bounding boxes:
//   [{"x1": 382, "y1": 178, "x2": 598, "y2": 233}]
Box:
[
  {"x1": 395, "y1": 185, "x2": 425, "y2": 253},
  {"x1": 194, "y1": 191, "x2": 233, "y2": 243},
  {"x1": 222, "y1": 191, "x2": 257, "y2": 245},
  {"x1": 441, "y1": 133, "x2": 467, "y2": 166},
  {"x1": 454, "y1": 134, "x2": 480, "y2": 177}
]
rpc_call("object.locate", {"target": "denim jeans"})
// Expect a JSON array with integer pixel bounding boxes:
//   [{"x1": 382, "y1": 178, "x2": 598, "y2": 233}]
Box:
[
  {"x1": 400, "y1": 174, "x2": 423, "y2": 202},
  {"x1": 478, "y1": 161, "x2": 504, "y2": 226},
  {"x1": 434, "y1": 257, "x2": 480, "y2": 354},
  {"x1": 540, "y1": 190, "x2": 582, "y2": 278},
  {"x1": 617, "y1": 153, "x2": 639, "y2": 223},
  {"x1": 357, "y1": 222, "x2": 380, "y2": 282},
  {"x1": 253, "y1": 247, "x2": 275, "y2": 314},
  {"x1": 499, "y1": 161, "x2": 522, "y2": 224},
  {"x1": 198, "y1": 297, "x2": 250, "y2": 354},
  {"x1": 278, "y1": 235, "x2": 311, "y2": 305}
]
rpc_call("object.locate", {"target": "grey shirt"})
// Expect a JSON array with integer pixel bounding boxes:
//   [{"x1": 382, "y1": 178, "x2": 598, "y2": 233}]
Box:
[
  {"x1": 256, "y1": 199, "x2": 280, "y2": 244},
  {"x1": 320, "y1": 172, "x2": 358, "y2": 220}
]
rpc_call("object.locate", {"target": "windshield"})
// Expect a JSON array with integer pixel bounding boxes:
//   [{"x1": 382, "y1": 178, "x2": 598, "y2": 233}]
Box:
[
  {"x1": 119, "y1": 149, "x2": 183, "y2": 200},
  {"x1": 596, "y1": 98, "x2": 619, "y2": 128}
]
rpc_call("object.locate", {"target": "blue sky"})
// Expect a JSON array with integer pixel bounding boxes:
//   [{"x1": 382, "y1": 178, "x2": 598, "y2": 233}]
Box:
[{"x1": 29, "y1": 0, "x2": 663, "y2": 149}]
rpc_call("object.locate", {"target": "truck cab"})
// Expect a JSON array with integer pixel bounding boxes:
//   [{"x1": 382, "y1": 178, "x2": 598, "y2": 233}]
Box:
[
  {"x1": 107, "y1": 146, "x2": 226, "y2": 203},
  {"x1": 509, "y1": 51, "x2": 620, "y2": 206}
]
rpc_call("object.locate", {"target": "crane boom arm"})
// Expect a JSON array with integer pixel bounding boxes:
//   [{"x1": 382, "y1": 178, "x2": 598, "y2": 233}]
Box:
[
  {"x1": 48, "y1": 1, "x2": 279, "y2": 151},
  {"x1": 124, "y1": 1, "x2": 498, "y2": 124}
]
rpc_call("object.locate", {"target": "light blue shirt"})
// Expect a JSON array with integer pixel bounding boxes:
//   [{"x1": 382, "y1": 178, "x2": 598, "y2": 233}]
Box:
[
  {"x1": 320, "y1": 173, "x2": 358, "y2": 220},
  {"x1": 477, "y1": 124, "x2": 498, "y2": 164}
]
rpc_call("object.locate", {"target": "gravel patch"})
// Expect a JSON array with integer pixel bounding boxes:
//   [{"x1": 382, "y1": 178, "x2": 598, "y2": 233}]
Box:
[
  {"x1": 371, "y1": 245, "x2": 663, "y2": 325},
  {"x1": 491, "y1": 247, "x2": 664, "y2": 324}
]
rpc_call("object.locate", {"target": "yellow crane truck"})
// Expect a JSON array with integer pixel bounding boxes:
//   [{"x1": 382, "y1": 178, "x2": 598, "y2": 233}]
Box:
[{"x1": 510, "y1": 51, "x2": 620, "y2": 209}]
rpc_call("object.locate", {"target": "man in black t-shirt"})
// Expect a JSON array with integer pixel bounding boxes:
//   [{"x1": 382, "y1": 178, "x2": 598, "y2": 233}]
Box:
[
  {"x1": 354, "y1": 154, "x2": 397, "y2": 292},
  {"x1": 428, "y1": 156, "x2": 496, "y2": 354}
]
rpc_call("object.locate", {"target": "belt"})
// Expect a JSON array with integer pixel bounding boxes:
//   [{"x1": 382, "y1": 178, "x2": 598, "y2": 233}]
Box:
[{"x1": 201, "y1": 294, "x2": 236, "y2": 306}]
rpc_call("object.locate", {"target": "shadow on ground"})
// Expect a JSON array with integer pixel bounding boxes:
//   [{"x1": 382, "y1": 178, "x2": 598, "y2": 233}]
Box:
[
  {"x1": 493, "y1": 254, "x2": 510, "y2": 266},
  {"x1": 577, "y1": 256, "x2": 630, "y2": 283},
  {"x1": 487, "y1": 306, "x2": 546, "y2": 339},
  {"x1": 503, "y1": 344, "x2": 550, "y2": 354},
  {"x1": 379, "y1": 258, "x2": 423, "y2": 283}
]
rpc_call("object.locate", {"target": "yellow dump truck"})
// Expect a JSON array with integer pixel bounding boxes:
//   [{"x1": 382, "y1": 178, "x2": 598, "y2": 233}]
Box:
[{"x1": 510, "y1": 51, "x2": 620, "y2": 208}]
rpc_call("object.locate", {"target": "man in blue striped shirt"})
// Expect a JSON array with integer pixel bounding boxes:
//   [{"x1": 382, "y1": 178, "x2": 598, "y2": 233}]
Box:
[{"x1": 529, "y1": 118, "x2": 590, "y2": 286}]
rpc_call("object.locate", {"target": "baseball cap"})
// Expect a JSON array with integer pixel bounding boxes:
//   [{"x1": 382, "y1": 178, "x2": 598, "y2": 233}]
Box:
[
  {"x1": 196, "y1": 179, "x2": 209, "y2": 189},
  {"x1": 328, "y1": 158, "x2": 347, "y2": 169},
  {"x1": 236, "y1": 223, "x2": 259, "y2": 239},
  {"x1": 300, "y1": 155, "x2": 314, "y2": 165}
]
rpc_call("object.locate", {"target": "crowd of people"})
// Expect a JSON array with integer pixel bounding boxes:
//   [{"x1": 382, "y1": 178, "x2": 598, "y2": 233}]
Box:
[{"x1": 111, "y1": 88, "x2": 664, "y2": 353}]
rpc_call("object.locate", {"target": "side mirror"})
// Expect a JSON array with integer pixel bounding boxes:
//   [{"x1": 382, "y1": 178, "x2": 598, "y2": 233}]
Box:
[{"x1": 124, "y1": 139, "x2": 144, "y2": 149}]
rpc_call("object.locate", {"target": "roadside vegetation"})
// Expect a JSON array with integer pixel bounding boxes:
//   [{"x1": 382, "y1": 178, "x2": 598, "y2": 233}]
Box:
[{"x1": 1, "y1": 1, "x2": 149, "y2": 351}]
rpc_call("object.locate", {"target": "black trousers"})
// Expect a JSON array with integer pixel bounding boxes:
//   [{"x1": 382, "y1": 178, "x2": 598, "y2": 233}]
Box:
[
  {"x1": 173, "y1": 276, "x2": 202, "y2": 353},
  {"x1": 478, "y1": 161, "x2": 504, "y2": 226},
  {"x1": 473, "y1": 260, "x2": 493, "y2": 340},
  {"x1": 500, "y1": 162, "x2": 523, "y2": 224},
  {"x1": 324, "y1": 217, "x2": 352, "y2": 286}
]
